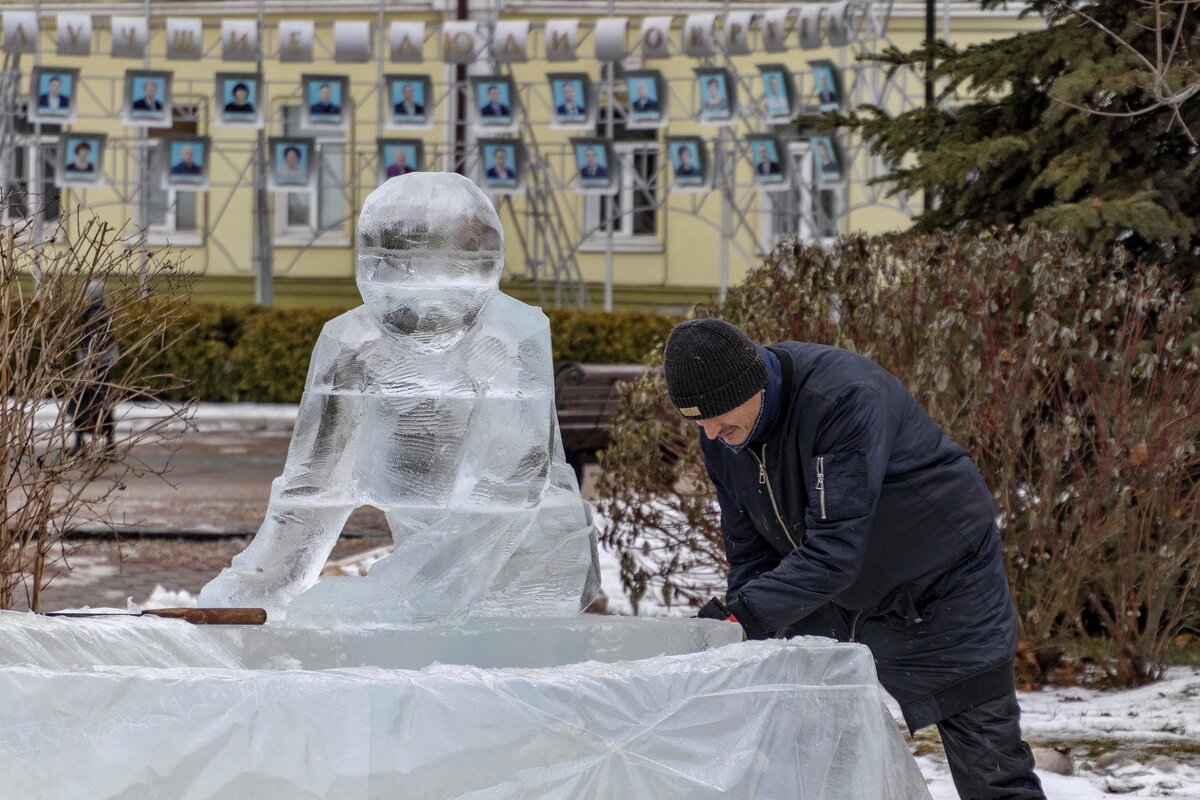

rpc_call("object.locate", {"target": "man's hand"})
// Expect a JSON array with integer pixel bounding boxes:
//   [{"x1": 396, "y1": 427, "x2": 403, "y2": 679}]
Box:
[{"x1": 696, "y1": 597, "x2": 739, "y2": 623}]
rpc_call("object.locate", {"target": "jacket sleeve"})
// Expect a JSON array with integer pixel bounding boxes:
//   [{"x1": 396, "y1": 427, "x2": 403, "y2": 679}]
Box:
[
  {"x1": 726, "y1": 382, "x2": 896, "y2": 637},
  {"x1": 705, "y1": 456, "x2": 781, "y2": 598}
]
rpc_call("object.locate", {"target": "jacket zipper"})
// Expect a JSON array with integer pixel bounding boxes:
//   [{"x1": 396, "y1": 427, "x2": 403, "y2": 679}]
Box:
[
  {"x1": 816, "y1": 456, "x2": 827, "y2": 520},
  {"x1": 751, "y1": 445, "x2": 798, "y2": 550},
  {"x1": 849, "y1": 610, "x2": 862, "y2": 643}
]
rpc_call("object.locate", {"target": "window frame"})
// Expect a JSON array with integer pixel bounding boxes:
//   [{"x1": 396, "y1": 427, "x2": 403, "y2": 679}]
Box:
[
  {"x1": 273, "y1": 105, "x2": 350, "y2": 247},
  {"x1": 579, "y1": 140, "x2": 662, "y2": 253},
  {"x1": 760, "y1": 139, "x2": 843, "y2": 250}
]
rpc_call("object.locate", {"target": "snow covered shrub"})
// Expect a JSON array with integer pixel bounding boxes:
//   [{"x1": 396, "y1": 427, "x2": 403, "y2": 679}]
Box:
[{"x1": 597, "y1": 227, "x2": 1200, "y2": 686}]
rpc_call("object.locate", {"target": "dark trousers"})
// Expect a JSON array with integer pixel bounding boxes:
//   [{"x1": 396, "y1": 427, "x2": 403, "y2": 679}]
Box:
[{"x1": 782, "y1": 529, "x2": 1045, "y2": 800}]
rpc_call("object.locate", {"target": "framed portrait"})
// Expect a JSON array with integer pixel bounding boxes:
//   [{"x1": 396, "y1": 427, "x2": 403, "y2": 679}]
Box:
[
  {"x1": 386, "y1": 75, "x2": 432, "y2": 129},
  {"x1": 811, "y1": 135, "x2": 843, "y2": 182},
  {"x1": 161, "y1": 136, "x2": 210, "y2": 191},
  {"x1": 570, "y1": 137, "x2": 616, "y2": 194},
  {"x1": 301, "y1": 75, "x2": 349, "y2": 131},
  {"x1": 626, "y1": 70, "x2": 667, "y2": 130},
  {"x1": 267, "y1": 137, "x2": 315, "y2": 192},
  {"x1": 478, "y1": 138, "x2": 524, "y2": 195},
  {"x1": 758, "y1": 64, "x2": 796, "y2": 121},
  {"x1": 747, "y1": 135, "x2": 788, "y2": 189},
  {"x1": 548, "y1": 73, "x2": 592, "y2": 130},
  {"x1": 57, "y1": 133, "x2": 106, "y2": 188},
  {"x1": 215, "y1": 72, "x2": 264, "y2": 129},
  {"x1": 666, "y1": 136, "x2": 711, "y2": 193},
  {"x1": 695, "y1": 67, "x2": 735, "y2": 125},
  {"x1": 377, "y1": 138, "x2": 424, "y2": 184},
  {"x1": 808, "y1": 60, "x2": 842, "y2": 112},
  {"x1": 29, "y1": 66, "x2": 79, "y2": 125},
  {"x1": 124, "y1": 70, "x2": 173, "y2": 128},
  {"x1": 471, "y1": 75, "x2": 518, "y2": 132}
]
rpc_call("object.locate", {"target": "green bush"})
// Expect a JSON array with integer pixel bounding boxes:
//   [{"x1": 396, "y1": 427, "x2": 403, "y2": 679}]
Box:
[
  {"x1": 597, "y1": 228, "x2": 1200, "y2": 687},
  {"x1": 114, "y1": 301, "x2": 674, "y2": 403}
]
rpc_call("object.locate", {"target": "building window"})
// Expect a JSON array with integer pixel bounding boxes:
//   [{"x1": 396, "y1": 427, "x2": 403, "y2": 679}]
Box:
[
  {"x1": 144, "y1": 112, "x2": 200, "y2": 242},
  {"x1": 277, "y1": 106, "x2": 347, "y2": 241},
  {"x1": 765, "y1": 141, "x2": 842, "y2": 246},
  {"x1": 1, "y1": 108, "x2": 60, "y2": 227},
  {"x1": 582, "y1": 118, "x2": 659, "y2": 250}
]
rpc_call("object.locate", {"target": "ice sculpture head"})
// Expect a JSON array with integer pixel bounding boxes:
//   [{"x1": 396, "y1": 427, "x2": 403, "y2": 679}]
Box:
[{"x1": 356, "y1": 172, "x2": 504, "y2": 351}]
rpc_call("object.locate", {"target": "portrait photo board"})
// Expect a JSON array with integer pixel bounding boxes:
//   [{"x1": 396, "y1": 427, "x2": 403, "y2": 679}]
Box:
[
  {"x1": 214, "y1": 72, "x2": 264, "y2": 130},
  {"x1": 811, "y1": 135, "x2": 844, "y2": 183},
  {"x1": 28, "y1": 66, "x2": 79, "y2": 126},
  {"x1": 57, "y1": 132, "x2": 107, "y2": 189},
  {"x1": 471, "y1": 75, "x2": 519, "y2": 133},
  {"x1": 808, "y1": 60, "x2": 843, "y2": 113},
  {"x1": 161, "y1": 135, "x2": 211, "y2": 192},
  {"x1": 123, "y1": 70, "x2": 173, "y2": 128},
  {"x1": 386, "y1": 74, "x2": 433, "y2": 130},
  {"x1": 747, "y1": 134, "x2": 789, "y2": 190},
  {"x1": 267, "y1": 136, "x2": 316, "y2": 192},
  {"x1": 570, "y1": 137, "x2": 617, "y2": 195},
  {"x1": 301, "y1": 74, "x2": 350, "y2": 132},
  {"x1": 478, "y1": 138, "x2": 525, "y2": 195},
  {"x1": 377, "y1": 138, "x2": 425, "y2": 185},
  {"x1": 625, "y1": 69, "x2": 667, "y2": 130},
  {"x1": 548, "y1": 73, "x2": 593, "y2": 131},
  {"x1": 695, "y1": 67, "x2": 735, "y2": 126},
  {"x1": 666, "y1": 136, "x2": 711, "y2": 193},
  {"x1": 758, "y1": 64, "x2": 797, "y2": 122}
]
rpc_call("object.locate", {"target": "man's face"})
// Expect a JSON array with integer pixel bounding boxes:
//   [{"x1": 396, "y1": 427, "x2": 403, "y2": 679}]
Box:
[
  {"x1": 234, "y1": 87, "x2": 248, "y2": 103},
  {"x1": 707, "y1": 81, "x2": 720, "y2": 100},
  {"x1": 758, "y1": 145, "x2": 769, "y2": 161},
  {"x1": 679, "y1": 147, "x2": 692, "y2": 166},
  {"x1": 584, "y1": 149, "x2": 597, "y2": 167},
  {"x1": 695, "y1": 392, "x2": 763, "y2": 447},
  {"x1": 816, "y1": 73, "x2": 828, "y2": 91},
  {"x1": 403, "y1": 85, "x2": 415, "y2": 102},
  {"x1": 393, "y1": 149, "x2": 407, "y2": 167},
  {"x1": 48, "y1": 78, "x2": 62, "y2": 97},
  {"x1": 563, "y1": 84, "x2": 575, "y2": 103},
  {"x1": 637, "y1": 82, "x2": 649, "y2": 100},
  {"x1": 494, "y1": 149, "x2": 507, "y2": 168},
  {"x1": 769, "y1": 76, "x2": 780, "y2": 94},
  {"x1": 319, "y1": 85, "x2": 332, "y2": 103},
  {"x1": 180, "y1": 146, "x2": 194, "y2": 165},
  {"x1": 488, "y1": 86, "x2": 500, "y2": 103},
  {"x1": 144, "y1": 81, "x2": 158, "y2": 100}
]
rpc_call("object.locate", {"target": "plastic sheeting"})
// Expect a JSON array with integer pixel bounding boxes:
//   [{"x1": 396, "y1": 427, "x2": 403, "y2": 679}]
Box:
[{"x1": 0, "y1": 614, "x2": 929, "y2": 799}]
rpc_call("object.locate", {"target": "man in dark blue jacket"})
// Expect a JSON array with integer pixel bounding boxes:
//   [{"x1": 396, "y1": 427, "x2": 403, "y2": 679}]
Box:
[{"x1": 664, "y1": 318, "x2": 1045, "y2": 800}]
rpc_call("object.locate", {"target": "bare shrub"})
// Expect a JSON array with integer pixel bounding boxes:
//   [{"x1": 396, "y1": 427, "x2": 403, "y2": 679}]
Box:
[
  {"x1": 597, "y1": 227, "x2": 1200, "y2": 686},
  {"x1": 1, "y1": 212, "x2": 192, "y2": 611}
]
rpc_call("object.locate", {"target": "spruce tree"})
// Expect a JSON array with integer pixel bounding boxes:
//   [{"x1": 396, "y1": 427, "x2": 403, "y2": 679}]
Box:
[{"x1": 852, "y1": 1, "x2": 1200, "y2": 282}]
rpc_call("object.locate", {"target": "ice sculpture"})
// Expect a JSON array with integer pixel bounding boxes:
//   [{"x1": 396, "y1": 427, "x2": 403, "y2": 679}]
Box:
[{"x1": 199, "y1": 173, "x2": 599, "y2": 622}]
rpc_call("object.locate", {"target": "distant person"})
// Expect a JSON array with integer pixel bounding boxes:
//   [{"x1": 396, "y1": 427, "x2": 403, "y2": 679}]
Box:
[
  {"x1": 65, "y1": 141, "x2": 95, "y2": 173},
  {"x1": 815, "y1": 71, "x2": 838, "y2": 106},
  {"x1": 38, "y1": 75, "x2": 70, "y2": 113},
  {"x1": 385, "y1": 148, "x2": 416, "y2": 178},
  {"x1": 224, "y1": 82, "x2": 254, "y2": 114},
  {"x1": 764, "y1": 74, "x2": 789, "y2": 115},
  {"x1": 556, "y1": 83, "x2": 584, "y2": 117},
  {"x1": 631, "y1": 80, "x2": 659, "y2": 113},
  {"x1": 579, "y1": 147, "x2": 607, "y2": 180},
  {"x1": 486, "y1": 148, "x2": 513, "y2": 181},
  {"x1": 700, "y1": 77, "x2": 728, "y2": 116},
  {"x1": 171, "y1": 145, "x2": 203, "y2": 176},
  {"x1": 675, "y1": 146, "x2": 700, "y2": 177},
  {"x1": 756, "y1": 143, "x2": 781, "y2": 176},
  {"x1": 132, "y1": 80, "x2": 163, "y2": 112},
  {"x1": 310, "y1": 83, "x2": 340, "y2": 115},
  {"x1": 69, "y1": 280, "x2": 121, "y2": 457},
  {"x1": 394, "y1": 83, "x2": 424, "y2": 117},
  {"x1": 480, "y1": 85, "x2": 510, "y2": 117},
  {"x1": 277, "y1": 146, "x2": 305, "y2": 181}
]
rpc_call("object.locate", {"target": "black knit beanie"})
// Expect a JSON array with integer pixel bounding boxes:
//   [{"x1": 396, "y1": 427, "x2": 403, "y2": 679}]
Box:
[{"x1": 663, "y1": 319, "x2": 766, "y2": 420}]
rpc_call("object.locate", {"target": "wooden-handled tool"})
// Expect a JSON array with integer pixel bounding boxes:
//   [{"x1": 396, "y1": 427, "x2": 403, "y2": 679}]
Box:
[{"x1": 44, "y1": 608, "x2": 268, "y2": 625}]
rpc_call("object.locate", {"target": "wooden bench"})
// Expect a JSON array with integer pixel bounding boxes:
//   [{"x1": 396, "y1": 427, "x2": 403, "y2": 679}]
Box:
[{"x1": 554, "y1": 362, "x2": 646, "y2": 481}]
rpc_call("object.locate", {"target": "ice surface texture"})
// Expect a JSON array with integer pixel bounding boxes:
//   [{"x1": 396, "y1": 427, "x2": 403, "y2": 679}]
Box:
[
  {"x1": 198, "y1": 174, "x2": 599, "y2": 622},
  {"x1": 0, "y1": 617, "x2": 931, "y2": 800}
]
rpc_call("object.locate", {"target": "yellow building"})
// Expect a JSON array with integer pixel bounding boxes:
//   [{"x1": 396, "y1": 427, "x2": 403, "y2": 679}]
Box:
[{"x1": 0, "y1": 1, "x2": 1042, "y2": 312}]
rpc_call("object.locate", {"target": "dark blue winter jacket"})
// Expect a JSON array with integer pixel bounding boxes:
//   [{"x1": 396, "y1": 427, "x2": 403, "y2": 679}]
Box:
[{"x1": 707, "y1": 342, "x2": 997, "y2": 638}]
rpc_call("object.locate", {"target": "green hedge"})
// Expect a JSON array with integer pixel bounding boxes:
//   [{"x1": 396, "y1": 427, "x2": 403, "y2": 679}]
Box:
[{"x1": 126, "y1": 302, "x2": 679, "y2": 403}]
